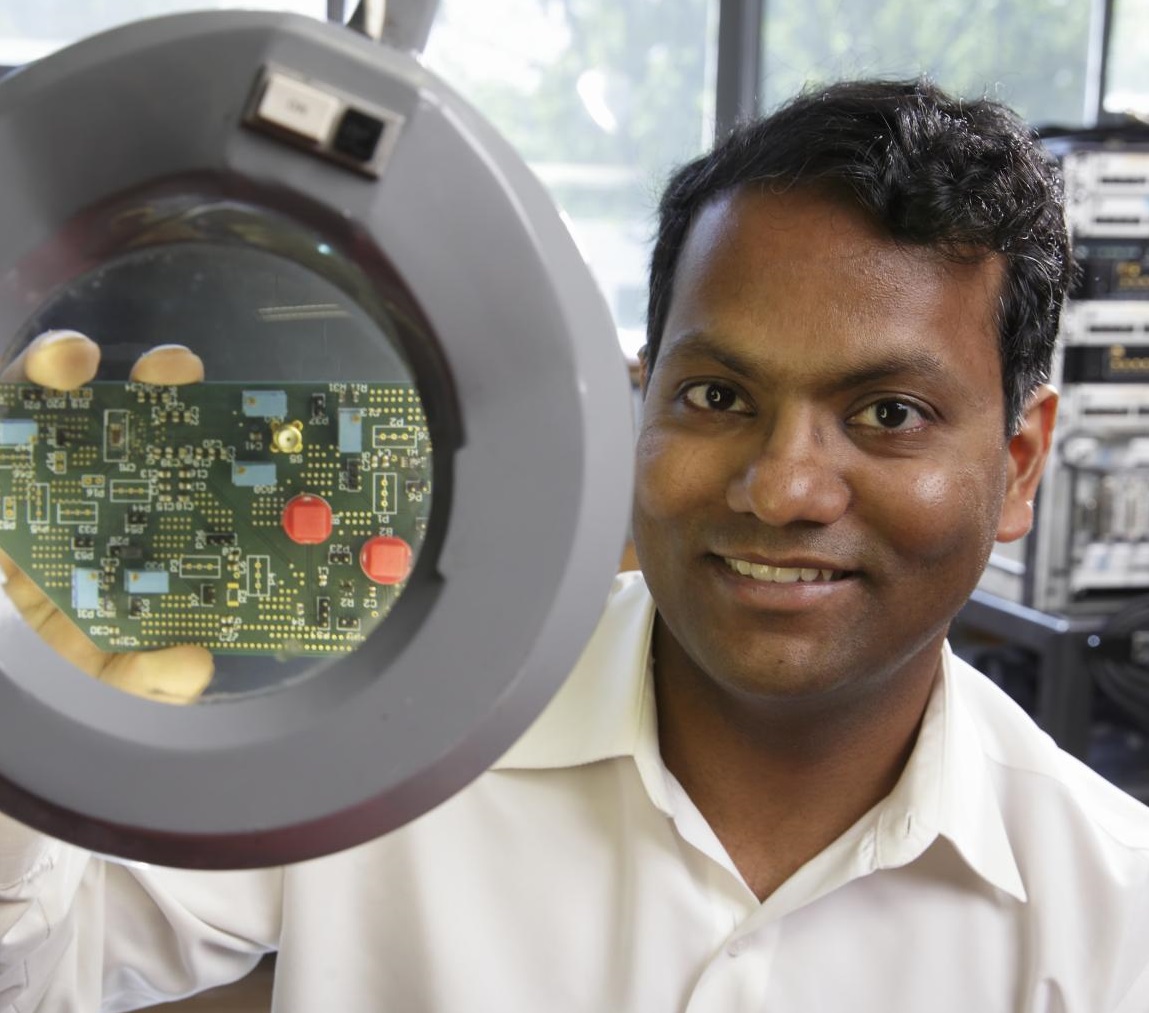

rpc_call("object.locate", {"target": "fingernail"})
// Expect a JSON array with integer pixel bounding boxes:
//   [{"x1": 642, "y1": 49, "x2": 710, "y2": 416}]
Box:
[
  {"x1": 34, "y1": 329, "x2": 91, "y2": 346},
  {"x1": 139, "y1": 342, "x2": 193, "y2": 353}
]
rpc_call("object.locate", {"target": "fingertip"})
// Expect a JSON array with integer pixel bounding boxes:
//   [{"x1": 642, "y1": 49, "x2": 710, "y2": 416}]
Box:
[
  {"x1": 129, "y1": 345, "x2": 205, "y2": 386},
  {"x1": 100, "y1": 645, "x2": 214, "y2": 705},
  {"x1": 7, "y1": 330, "x2": 101, "y2": 389}
]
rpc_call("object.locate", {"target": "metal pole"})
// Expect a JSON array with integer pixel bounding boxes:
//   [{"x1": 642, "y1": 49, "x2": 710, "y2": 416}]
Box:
[
  {"x1": 1082, "y1": 0, "x2": 1116, "y2": 125},
  {"x1": 347, "y1": 0, "x2": 441, "y2": 53},
  {"x1": 714, "y1": 0, "x2": 764, "y2": 141}
]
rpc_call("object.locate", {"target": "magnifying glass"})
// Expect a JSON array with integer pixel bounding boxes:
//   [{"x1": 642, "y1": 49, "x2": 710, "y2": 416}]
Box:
[{"x1": 0, "y1": 8, "x2": 634, "y2": 868}]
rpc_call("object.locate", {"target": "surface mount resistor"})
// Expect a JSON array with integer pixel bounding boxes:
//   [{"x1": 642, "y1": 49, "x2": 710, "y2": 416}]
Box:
[{"x1": 103, "y1": 410, "x2": 130, "y2": 461}]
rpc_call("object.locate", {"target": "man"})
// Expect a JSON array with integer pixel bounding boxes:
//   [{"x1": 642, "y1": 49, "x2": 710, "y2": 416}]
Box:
[{"x1": 3, "y1": 78, "x2": 1148, "y2": 1012}]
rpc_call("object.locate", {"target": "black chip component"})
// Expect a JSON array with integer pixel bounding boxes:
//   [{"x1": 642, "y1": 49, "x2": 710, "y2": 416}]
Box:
[
  {"x1": 317, "y1": 597, "x2": 331, "y2": 628},
  {"x1": 72, "y1": 535, "x2": 95, "y2": 550},
  {"x1": 109, "y1": 544, "x2": 144, "y2": 560},
  {"x1": 310, "y1": 393, "x2": 326, "y2": 419},
  {"x1": 200, "y1": 583, "x2": 217, "y2": 606},
  {"x1": 328, "y1": 545, "x2": 353, "y2": 566},
  {"x1": 337, "y1": 615, "x2": 360, "y2": 632},
  {"x1": 128, "y1": 596, "x2": 145, "y2": 618},
  {"x1": 344, "y1": 459, "x2": 361, "y2": 492},
  {"x1": 206, "y1": 532, "x2": 237, "y2": 546}
]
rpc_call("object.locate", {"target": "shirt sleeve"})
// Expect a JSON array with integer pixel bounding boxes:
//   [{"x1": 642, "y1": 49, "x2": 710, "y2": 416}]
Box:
[{"x1": 0, "y1": 812, "x2": 283, "y2": 1012}]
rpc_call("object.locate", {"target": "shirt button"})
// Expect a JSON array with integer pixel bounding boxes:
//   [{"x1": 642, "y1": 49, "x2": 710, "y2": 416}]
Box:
[{"x1": 727, "y1": 937, "x2": 748, "y2": 957}]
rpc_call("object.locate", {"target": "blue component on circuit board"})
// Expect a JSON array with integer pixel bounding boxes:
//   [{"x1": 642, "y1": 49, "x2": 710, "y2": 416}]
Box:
[
  {"x1": 338, "y1": 408, "x2": 363, "y2": 453},
  {"x1": 0, "y1": 419, "x2": 38, "y2": 446},
  {"x1": 231, "y1": 461, "x2": 277, "y2": 487},
  {"x1": 123, "y1": 570, "x2": 170, "y2": 594},
  {"x1": 71, "y1": 567, "x2": 101, "y2": 610},
  {"x1": 241, "y1": 390, "x2": 288, "y2": 418}
]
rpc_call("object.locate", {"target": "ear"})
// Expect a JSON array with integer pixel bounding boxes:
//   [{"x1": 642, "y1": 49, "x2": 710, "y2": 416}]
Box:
[
  {"x1": 996, "y1": 384, "x2": 1058, "y2": 543},
  {"x1": 637, "y1": 345, "x2": 651, "y2": 395}
]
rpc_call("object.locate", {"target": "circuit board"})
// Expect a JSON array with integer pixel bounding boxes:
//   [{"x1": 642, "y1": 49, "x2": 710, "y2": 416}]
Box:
[{"x1": 0, "y1": 381, "x2": 432, "y2": 656}]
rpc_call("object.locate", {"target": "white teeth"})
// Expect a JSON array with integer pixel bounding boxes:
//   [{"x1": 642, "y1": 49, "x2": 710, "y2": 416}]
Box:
[{"x1": 724, "y1": 558, "x2": 839, "y2": 583}]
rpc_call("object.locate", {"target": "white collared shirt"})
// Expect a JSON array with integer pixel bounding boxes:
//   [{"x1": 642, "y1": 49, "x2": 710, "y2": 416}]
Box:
[{"x1": 3, "y1": 572, "x2": 1149, "y2": 1012}]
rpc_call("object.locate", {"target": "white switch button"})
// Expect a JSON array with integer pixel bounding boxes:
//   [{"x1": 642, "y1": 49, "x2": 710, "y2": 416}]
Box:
[{"x1": 256, "y1": 73, "x2": 342, "y2": 143}]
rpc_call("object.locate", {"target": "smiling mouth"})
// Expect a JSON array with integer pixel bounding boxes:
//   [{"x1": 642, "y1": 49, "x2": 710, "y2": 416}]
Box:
[{"x1": 721, "y1": 557, "x2": 846, "y2": 584}]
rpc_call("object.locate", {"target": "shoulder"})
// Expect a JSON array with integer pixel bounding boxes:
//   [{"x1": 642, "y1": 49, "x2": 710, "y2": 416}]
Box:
[
  {"x1": 948, "y1": 652, "x2": 1149, "y2": 1001},
  {"x1": 490, "y1": 572, "x2": 655, "y2": 770},
  {"x1": 950, "y1": 651, "x2": 1149, "y2": 854}
]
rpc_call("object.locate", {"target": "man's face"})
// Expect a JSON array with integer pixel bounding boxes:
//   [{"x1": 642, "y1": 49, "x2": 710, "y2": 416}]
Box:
[{"x1": 633, "y1": 187, "x2": 1052, "y2": 707}]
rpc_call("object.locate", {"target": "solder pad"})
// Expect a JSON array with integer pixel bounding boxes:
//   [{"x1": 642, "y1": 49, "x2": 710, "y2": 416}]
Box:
[{"x1": 0, "y1": 381, "x2": 432, "y2": 656}]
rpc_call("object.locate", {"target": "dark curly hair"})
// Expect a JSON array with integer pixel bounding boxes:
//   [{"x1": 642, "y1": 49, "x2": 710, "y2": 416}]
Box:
[{"x1": 646, "y1": 78, "x2": 1073, "y2": 434}]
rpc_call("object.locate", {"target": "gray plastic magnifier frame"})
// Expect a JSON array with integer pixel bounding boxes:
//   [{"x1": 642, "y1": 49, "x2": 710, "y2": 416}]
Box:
[{"x1": 0, "y1": 10, "x2": 634, "y2": 869}]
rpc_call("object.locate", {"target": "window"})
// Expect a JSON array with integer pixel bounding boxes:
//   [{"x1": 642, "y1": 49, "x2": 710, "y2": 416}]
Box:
[
  {"x1": 1105, "y1": 0, "x2": 1149, "y2": 116},
  {"x1": 760, "y1": 0, "x2": 1094, "y2": 128},
  {"x1": 423, "y1": 0, "x2": 716, "y2": 359}
]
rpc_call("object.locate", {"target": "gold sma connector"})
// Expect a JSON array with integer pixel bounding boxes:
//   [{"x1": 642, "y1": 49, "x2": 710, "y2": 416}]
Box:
[{"x1": 270, "y1": 420, "x2": 305, "y2": 454}]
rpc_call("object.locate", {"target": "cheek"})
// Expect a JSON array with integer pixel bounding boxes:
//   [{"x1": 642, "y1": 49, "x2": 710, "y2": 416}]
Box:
[
  {"x1": 632, "y1": 429, "x2": 711, "y2": 523},
  {"x1": 872, "y1": 461, "x2": 1007, "y2": 565}
]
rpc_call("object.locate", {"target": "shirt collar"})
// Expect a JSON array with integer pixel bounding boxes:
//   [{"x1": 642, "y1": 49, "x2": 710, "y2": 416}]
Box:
[
  {"x1": 491, "y1": 572, "x2": 655, "y2": 771},
  {"x1": 492, "y1": 574, "x2": 1027, "y2": 902},
  {"x1": 869, "y1": 643, "x2": 1027, "y2": 902},
  {"x1": 935, "y1": 643, "x2": 1029, "y2": 901}
]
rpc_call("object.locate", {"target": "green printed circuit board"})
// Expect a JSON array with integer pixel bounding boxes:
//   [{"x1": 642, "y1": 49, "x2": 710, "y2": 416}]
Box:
[{"x1": 0, "y1": 381, "x2": 432, "y2": 655}]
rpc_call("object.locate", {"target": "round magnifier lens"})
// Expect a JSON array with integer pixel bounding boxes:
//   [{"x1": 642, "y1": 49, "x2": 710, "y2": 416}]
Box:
[{"x1": 0, "y1": 197, "x2": 438, "y2": 703}]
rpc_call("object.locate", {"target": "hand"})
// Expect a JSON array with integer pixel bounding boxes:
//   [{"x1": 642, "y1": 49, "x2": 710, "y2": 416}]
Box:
[{"x1": 0, "y1": 331, "x2": 214, "y2": 704}]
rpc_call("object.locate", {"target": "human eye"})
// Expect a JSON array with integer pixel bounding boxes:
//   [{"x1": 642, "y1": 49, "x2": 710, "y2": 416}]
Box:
[
  {"x1": 847, "y1": 398, "x2": 931, "y2": 433},
  {"x1": 681, "y1": 381, "x2": 751, "y2": 413}
]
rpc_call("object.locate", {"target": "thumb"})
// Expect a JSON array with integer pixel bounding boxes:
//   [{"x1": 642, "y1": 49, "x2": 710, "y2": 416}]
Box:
[{"x1": 96, "y1": 645, "x2": 215, "y2": 705}]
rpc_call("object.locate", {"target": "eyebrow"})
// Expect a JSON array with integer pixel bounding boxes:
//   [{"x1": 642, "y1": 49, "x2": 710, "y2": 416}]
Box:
[{"x1": 658, "y1": 331, "x2": 954, "y2": 394}]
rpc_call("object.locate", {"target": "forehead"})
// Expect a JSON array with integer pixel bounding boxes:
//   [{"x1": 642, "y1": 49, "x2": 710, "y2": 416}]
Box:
[{"x1": 661, "y1": 187, "x2": 1005, "y2": 387}]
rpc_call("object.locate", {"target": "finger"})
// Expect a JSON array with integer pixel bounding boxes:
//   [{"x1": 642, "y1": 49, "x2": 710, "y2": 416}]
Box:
[
  {"x1": 0, "y1": 545, "x2": 22, "y2": 584},
  {"x1": 129, "y1": 345, "x2": 205, "y2": 386},
  {"x1": 0, "y1": 561, "x2": 52, "y2": 618},
  {"x1": 97, "y1": 645, "x2": 214, "y2": 704},
  {"x1": 1, "y1": 330, "x2": 101, "y2": 389},
  {"x1": 1, "y1": 573, "x2": 213, "y2": 704}
]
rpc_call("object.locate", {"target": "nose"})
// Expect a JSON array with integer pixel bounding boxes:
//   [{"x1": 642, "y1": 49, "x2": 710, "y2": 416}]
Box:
[{"x1": 726, "y1": 410, "x2": 850, "y2": 526}]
